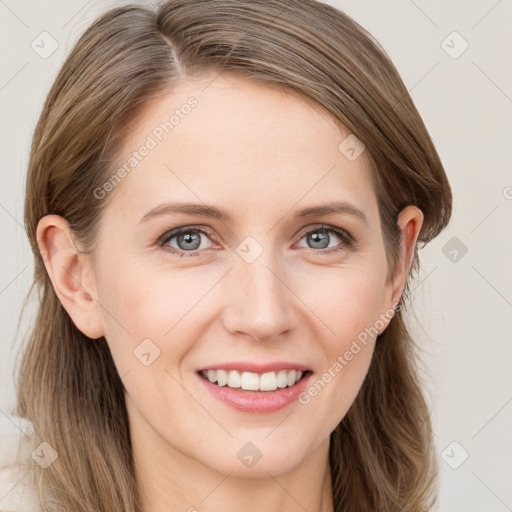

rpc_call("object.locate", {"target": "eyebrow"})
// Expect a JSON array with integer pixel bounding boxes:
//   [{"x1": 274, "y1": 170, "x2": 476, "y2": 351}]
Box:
[{"x1": 139, "y1": 200, "x2": 369, "y2": 226}]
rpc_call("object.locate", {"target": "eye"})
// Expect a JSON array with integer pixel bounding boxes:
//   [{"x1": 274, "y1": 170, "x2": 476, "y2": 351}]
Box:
[
  {"x1": 157, "y1": 226, "x2": 216, "y2": 257},
  {"x1": 157, "y1": 224, "x2": 354, "y2": 257},
  {"x1": 295, "y1": 224, "x2": 354, "y2": 255}
]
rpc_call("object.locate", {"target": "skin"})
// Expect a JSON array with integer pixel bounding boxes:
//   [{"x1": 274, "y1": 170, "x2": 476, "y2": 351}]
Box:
[{"x1": 37, "y1": 73, "x2": 423, "y2": 512}]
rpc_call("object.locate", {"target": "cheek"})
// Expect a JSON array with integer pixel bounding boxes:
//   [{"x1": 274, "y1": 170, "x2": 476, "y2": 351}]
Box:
[
  {"x1": 96, "y1": 255, "x2": 192, "y2": 331},
  {"x1": 94, "y1": 256, "x2": 216, "y2": 371},
  {"x1": 299, "y1": 263, "x2": 386, "y2": 341},
  {"x1": 296, "y1": 267, "x2": 383, "y2": 419}
]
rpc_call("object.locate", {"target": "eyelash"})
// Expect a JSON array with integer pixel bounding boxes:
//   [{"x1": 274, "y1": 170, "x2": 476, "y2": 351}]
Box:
[{"x1": 156, "y1": 224, "x2": 355, "y2": 258}]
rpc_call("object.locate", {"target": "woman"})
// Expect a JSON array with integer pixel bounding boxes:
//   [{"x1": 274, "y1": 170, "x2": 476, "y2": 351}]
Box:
[{"x1": 1, "y1": 0, "x2": 452, "y2": 510}]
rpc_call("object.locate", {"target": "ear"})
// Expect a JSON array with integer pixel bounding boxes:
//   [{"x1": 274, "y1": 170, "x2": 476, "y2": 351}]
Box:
[
  {"x1": 36, "y1": 215, "x2": 105, "y2": 340},
  {"x1": 379, "y1": 205, "x2": 424, "y2": 329}
]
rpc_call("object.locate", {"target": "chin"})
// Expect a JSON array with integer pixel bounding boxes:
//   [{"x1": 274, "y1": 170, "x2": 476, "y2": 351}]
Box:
[{"x1": 199, "y1": 437, "x2": 312, "y2": 478}]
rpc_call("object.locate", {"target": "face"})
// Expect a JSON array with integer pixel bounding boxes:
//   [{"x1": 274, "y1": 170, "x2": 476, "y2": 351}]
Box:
[{"x1": 50, "y1": 73, "x2": 414, "y2": 478}]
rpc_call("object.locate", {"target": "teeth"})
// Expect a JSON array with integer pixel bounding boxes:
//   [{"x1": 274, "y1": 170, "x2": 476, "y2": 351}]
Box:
[
  {"x1": 200, "y1": 369, "x2": 306, "y2": 391},
  {"x1": 287, "y1": 370, "x2": 297, "y2": 387},
  {"x1": 227, "y1": 370, "x2": 241, "y2": 388},
  {"x1": 240, "y1": 371, "x2": 260, "y2": 390},
  {"x1": 276, "y1": 370, "x2": 288, "y2": 388},
  {"x1": 259, "y1": 372, "x2": 277, "y2": 391},
  {"x1": 216, "y1": 369, "x2": 228, "y2": 386}
]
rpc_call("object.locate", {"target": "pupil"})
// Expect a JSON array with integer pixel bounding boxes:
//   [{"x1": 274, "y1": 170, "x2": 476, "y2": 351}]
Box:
[
  {"x1": 309, "y1": 230, "x2": 328, "y2": 249},
  {"x1": 179, "y1": 231, "x2": 200, "y2": 250}
]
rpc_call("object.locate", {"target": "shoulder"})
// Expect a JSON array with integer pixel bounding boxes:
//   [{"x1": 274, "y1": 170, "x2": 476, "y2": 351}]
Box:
[{"x1": 0, "y1": 413, "x2": 41, "y2": 512}]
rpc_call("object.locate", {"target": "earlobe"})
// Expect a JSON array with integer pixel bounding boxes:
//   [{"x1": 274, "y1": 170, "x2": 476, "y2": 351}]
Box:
[{"x1": 36, "y1": 215, "x2": 105, "y2": 340}]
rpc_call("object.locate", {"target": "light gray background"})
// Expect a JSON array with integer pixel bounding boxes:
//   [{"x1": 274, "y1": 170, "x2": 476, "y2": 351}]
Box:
[{"x1": 1, "y1": 1, "x2": 511, "y2": 510}]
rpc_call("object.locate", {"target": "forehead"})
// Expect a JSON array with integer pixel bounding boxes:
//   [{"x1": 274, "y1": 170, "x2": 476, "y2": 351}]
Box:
[{"x1": 105, "y1": 73, "x2": 378, "y2": 227}]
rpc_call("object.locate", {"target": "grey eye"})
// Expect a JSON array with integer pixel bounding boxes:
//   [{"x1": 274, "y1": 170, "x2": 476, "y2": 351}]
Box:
[
  {"x1": 165, "y1": 229, "x2": 213, "y2": 252},
  {"x1": 297, "y1": 229, "x2": 342, "y2": 250}
]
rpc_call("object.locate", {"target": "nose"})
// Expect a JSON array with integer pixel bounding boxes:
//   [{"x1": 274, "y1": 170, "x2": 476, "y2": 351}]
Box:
[{"x1": 221, "y1": 250, "x2": 297, "y2": 342}]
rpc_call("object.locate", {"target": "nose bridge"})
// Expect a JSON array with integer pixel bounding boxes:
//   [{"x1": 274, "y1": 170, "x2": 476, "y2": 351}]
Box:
[{"x1": 223, "y1": 243, "x2": 295, "y2": 341}]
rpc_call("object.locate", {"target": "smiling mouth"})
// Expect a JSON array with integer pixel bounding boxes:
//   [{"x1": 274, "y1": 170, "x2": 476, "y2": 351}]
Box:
[{"x1": 198, "y1": 369, "x2": 311, "y2": 392}]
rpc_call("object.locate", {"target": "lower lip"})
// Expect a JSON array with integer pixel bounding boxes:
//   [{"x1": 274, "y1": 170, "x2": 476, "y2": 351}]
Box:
[{"x1": 197, "y1": 372, "x2": 313, "y2": 413}]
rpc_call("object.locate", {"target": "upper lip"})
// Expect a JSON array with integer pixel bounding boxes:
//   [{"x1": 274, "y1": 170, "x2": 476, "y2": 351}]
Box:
[{"x1": 198, "y1": 361, "x2": 311, "y2": 374}]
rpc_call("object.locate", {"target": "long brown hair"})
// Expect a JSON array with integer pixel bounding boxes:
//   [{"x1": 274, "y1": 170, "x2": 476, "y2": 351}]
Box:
[{"x1": 15, "y1": 1, "x2": 452, "y2": 510}]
